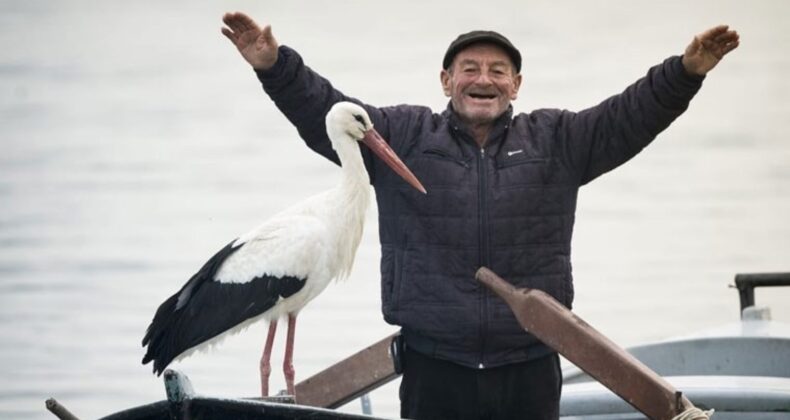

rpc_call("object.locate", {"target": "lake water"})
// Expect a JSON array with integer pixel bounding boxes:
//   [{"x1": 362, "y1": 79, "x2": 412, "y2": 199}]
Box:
[{"x1": 1, "y1": 1, "x2": 789, "y2": 418}]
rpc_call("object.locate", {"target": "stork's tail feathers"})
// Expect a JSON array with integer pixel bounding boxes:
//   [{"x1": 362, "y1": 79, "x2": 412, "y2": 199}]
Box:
[
  {"x1": 141, "y1": 241, "x2": 241, "y2": 375},
  {"x1": 141, "y1": 293, "x2": 181, "y2": 375}
]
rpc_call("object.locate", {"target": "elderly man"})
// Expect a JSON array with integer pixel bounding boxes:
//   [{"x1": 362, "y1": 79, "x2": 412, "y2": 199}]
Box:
[{"x1": 221, "y1": 13, "x2": 738, "y2": 419}]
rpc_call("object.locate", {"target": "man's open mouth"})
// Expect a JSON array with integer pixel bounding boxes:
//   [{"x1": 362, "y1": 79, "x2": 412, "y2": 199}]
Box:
[{"x1": 468, "y1": 93, "x2": 497, "y2": 100}]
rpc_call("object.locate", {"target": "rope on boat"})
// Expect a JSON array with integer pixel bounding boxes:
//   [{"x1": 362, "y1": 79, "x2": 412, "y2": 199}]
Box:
[{"x1": 672, "y1": 407, "x2": 715, "y2": 419}]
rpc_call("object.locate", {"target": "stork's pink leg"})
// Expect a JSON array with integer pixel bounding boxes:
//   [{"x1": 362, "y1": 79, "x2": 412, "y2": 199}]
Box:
[
  {"x1": 260, "y1": 319, "x2": 278, "y2": 397},
  {"x1": 283, "y1": 314, "x2": 297, "y2": 396}
]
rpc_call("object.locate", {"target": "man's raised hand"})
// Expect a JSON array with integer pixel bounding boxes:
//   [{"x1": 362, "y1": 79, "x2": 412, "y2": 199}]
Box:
[
  {"x1": 221, "y1": 12, "x2": 279, "y2": 71},
  {"x1": 682, "y1": 25, "x2": 739, "y2": 76}
]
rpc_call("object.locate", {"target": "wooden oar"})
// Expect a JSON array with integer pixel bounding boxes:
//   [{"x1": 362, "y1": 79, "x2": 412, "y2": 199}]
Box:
[{"x1": 476, "y1": 267, "x2": 693, "y2": 420}]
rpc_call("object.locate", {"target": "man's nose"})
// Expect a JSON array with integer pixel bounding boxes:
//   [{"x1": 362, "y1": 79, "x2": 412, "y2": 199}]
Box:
[{"x1": 474, "y1": 73, "x2": 494, "y2": 86}]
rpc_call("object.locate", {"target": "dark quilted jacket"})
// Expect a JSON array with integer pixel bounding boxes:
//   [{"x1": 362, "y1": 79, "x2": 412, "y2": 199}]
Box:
[{"x1": 257, "y1": 46, "x2": 704, "y2": 369}]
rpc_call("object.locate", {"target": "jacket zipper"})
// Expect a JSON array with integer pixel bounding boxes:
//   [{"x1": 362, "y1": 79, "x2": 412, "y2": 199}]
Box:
[{"x1": 478, "y1": 147, "x2": 489, "y2": 369}]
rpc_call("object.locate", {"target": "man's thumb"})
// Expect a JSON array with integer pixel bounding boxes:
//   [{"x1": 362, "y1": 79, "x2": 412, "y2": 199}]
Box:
[{"x1": 262, "y1": 25, "x2": 275, "y2": 43}]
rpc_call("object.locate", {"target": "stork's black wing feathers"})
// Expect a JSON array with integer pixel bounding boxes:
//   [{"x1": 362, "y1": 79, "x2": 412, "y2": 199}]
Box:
[{"x1": 141, "y1": 240, "x2": 306, "y2": 375}]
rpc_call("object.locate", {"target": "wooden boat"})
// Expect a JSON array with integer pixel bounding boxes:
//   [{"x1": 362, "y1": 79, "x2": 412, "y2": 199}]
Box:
[
  {"x1": 46, "y1": 334, "x2": 399, "y2": 420},
  {"x1": 95, "y1": 369, "x2": 388, "y2": 420},
  {"x1": 47, "y1": 272, "x2": 790, "y2": 419}
]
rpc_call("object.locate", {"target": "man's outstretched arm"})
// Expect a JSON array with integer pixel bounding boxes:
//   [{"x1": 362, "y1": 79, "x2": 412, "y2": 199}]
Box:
[
  {"x1": 220, "y1": 12, "x2": 382, "y2": 173},
  {"x1": 561, "y1": 25, "x2": 740, "y2": 184}
]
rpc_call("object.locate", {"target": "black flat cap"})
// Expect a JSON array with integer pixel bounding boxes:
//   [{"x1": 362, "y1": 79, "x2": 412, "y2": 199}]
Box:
[{"x1": 443, "y1": 30, "x2": 522, "y2": 73}]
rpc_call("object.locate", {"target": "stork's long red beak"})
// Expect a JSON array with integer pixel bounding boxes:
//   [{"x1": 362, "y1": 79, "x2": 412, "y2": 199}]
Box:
[{"x1": 362, "y1": 128, "x2": 427, "y2": 194}]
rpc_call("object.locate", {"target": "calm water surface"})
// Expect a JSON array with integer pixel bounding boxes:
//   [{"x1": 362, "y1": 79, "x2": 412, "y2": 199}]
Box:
[{"x1": 2, "y1": 1, "x2": 789, "y2": 418}]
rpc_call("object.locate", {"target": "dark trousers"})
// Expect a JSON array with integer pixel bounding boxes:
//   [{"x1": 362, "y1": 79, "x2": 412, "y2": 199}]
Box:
[{"x1": 399, "y1": 348, "x2": 562, "y2": 420}]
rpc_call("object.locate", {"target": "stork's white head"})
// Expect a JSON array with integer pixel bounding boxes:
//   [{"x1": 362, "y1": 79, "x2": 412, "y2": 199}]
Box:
[
  {"x1": 326, "y1": 102, "x2": 372, "y2": 145},
  {"x1": 325, "y1": 102, "x2": 427, "y2": 194}
]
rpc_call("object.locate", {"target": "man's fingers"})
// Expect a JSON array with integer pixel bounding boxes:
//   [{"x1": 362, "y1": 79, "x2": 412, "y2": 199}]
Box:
[
  {"x1": 696, "y1": 25, "x2": 729, "y2": 49},
  {"x1": 721, "y1": 40, "x2": 740, "y2": 56},
  {"x1": 222, "y1": 12, "x2": 241, "y2": 32},
  {"x1": 707, "y1": 33, "x2": 739, "y2": 57},
  {"x1": 692, "y1": 25, "x2": 739, "y2": 58},
  {"x1": 234, "y1": 12, "x2": 261, "y2": 32},
  {"x1": 713, "y1": 30, "x2": 739, "y2": 46},
  {"x1": 700, "y1": 24, "x2": 729, "y2": 40},
  {"x1": 222, "y1": 12, "x2": 259, "y2": 35},
  {"x1": 221, "y1": 27, "x2": 239, "y2": 44}
]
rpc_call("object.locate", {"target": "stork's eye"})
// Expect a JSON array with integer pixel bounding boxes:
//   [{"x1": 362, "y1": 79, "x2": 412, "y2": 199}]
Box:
[{"x1": 353, "y1": 114, "x2": 365, "y2": 125}]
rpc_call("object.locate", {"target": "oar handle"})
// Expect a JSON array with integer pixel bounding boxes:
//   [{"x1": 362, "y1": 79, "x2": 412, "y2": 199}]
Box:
[
  {"x1": 476, "y1": 267, "x2": 694, "y2": 420},
  {"x1": 45, "y1": 398, "x2": 81, "y2": 420}
]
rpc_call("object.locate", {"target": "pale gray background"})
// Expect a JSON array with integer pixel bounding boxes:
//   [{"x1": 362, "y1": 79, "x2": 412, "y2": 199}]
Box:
[{"x1": 1, "y1": 1, "x2": 788, "y2": 418}]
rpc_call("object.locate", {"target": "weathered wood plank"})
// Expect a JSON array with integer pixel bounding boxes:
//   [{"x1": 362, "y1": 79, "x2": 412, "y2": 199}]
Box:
[{"x1": 295, "y1": 333, "x2": 399, "y2": 409}]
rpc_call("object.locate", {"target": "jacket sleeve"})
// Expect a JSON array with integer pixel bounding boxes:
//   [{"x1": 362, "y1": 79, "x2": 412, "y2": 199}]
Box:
[
  {"x1": 254, "y1": 45, "x2": 384, "y2": 177},
  {"x1": 555, "y1": 55, "x2": 705, "y2": 185}
]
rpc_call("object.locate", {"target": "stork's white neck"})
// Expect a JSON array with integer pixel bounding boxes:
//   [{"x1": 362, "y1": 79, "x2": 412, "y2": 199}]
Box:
[{"x1": 325, "y1": 138, "x2": 371, "y2": 280}]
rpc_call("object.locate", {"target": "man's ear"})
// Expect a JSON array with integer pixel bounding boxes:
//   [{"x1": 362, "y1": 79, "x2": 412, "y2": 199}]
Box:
[
  {"x1": 511, "y1": 73, "x2": 523, "y2": 100},
  {"x1": 440, "y1": 69, "x2": 452, "y2": 97}
]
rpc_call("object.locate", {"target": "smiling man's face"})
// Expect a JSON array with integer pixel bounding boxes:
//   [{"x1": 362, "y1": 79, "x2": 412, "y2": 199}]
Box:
[{"x1": 441, "y1": 43, "x2": 522, "y2": 128}]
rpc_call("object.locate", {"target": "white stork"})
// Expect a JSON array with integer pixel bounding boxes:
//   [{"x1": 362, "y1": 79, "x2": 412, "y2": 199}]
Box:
[{"x1": 141, "y1": 102, "x2": 425, "y2": 398}]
